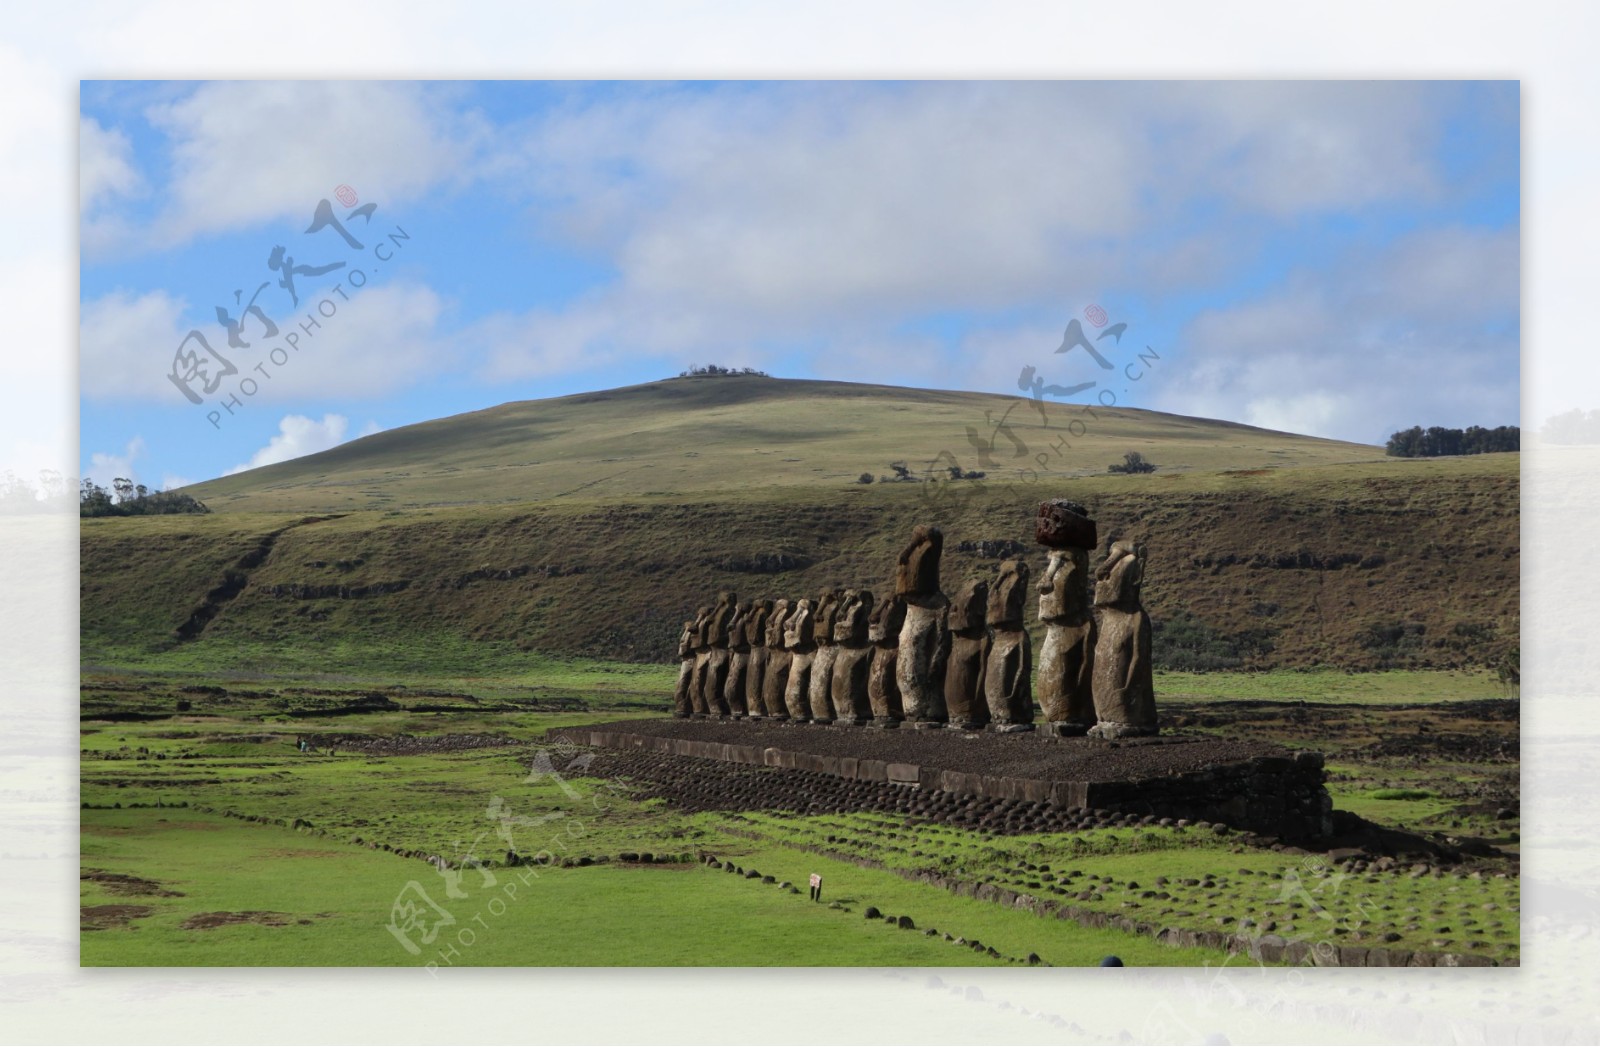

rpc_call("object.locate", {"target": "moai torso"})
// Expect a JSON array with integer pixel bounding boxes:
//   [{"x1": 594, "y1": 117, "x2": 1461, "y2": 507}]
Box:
[
  {"x1": 673, "y1": 618, "x2": 696, "y2": 718},
  {"x1": 829, "y1": 588, "x2": 875, "y2": 725},
  {"x1": 807, "y1": 589, "x2": 844, "y2": 722},
  {"x1": 1090, "y1": 541, "x2": 1156, "y2": 737},
  {"x1": 760, "y1": 599, "x2": 793, "y2": 719},
  {"x1": 944, "y1": 578, "x2": 990, "y2": 729},
  {"x1": 689, "y1": 605, "x2": 714, "y2": 717},
  {"x1": 867, "y1": 593, "x2": 907, "y2": 725},
  {"x1": 744, "y1": 600, "x2": 773, "y2": 717},
  {"x1": 894, "y1": 526, "x2": 950, "y2": 725},
  {"x1": 702, "y1": 590, "x2": 738, "y2": 717},
  {"x1": 782, "y1": 598, "x2": 817, "y2": 721},
  {"x1": 1035, "y1": 500, "x2": 1098, "y2": 734},
  {"x1": 723, "y1": 601, "x2": 751, "y2": 717},
  {"x1": 983, "y1": 559, "x2": 1033, "y2": 729}
]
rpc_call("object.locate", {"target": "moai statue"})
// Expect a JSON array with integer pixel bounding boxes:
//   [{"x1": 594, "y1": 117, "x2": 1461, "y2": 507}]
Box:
[
  {"x1": 808, "y1": 589, "x2": 844, "y2": 723},
  {"x1": 702, "y1": 590, "x2": 738, "y2": 718},
  {"x1": 1089, "y1": 541, "x2": 1157, "y2": 738},
  {"x1": 894, "y1": 525, "x2": 950, "y2": 727},
  {"x1": 867, "y1": 593, "x2": 907, "y2": 727},
  {"x1": 1035, "y1": 499, "x2": 1098, "y2": 736},
  {"x1": 944, "y1": 578, "x2": 990, "y2": 730},
  {"x1": 673, "y1": 618, "x2": 696, "y2": 718},
  {"x1": 723, "y1": 601, "x2": 752, "y2": 718},
  {"x1": 743, "y1": 599, "x2": 774, "y2": 718},
  {"x1": 688, "y1": 605, "x2": 713, "y2": 718},
  {"x1": 984, "y1": 559, "x2": 1034, "y2": 731},
  {"x1": 760, "y1": 599, "x2": 793, "y2": 719},
  {"x1": 782, "y1": 598, "x2": 817, "y2": 721},
  {"x1": 829, "y1": 588, "x2": 875, "y2": 726}
]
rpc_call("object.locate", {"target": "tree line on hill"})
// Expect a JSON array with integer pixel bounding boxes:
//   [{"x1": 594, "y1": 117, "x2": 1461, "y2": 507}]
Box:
[
  {"x1": 80, "y1": 478, "x2": 210, "y2": 517},
  {"x1": 1384, "y1": 425, "x2": 1519, "y2": 457},
  {"x1": 676, "y1": 363, "x2": 769, "y2": 377}
]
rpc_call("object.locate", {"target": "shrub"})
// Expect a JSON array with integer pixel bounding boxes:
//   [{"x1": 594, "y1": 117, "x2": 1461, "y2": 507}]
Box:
[{"x1": 1108, "y1": 451, "x2": 1156, "y2": 474}]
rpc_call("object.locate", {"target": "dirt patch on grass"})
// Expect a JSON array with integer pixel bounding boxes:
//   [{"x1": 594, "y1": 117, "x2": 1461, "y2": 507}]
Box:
[
  {"x1": 81, "y1": 869, "x2": 183, "y2": 897},
  {"x1": 81, "y1": 904, "x2": 154, "y2": 930},
  {"x1": 180, "y1": 910, "x2": 294, "y2": 930}
]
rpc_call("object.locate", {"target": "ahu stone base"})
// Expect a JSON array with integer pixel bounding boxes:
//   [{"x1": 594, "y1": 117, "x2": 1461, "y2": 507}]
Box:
[{"x1": 552, "y1": 718, "x2": 1333, "y2": 841}]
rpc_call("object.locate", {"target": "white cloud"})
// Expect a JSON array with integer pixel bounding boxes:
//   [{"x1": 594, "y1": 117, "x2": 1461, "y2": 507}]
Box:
[
  {"x1": 79, "y1": 288, "x2": 191, "y2": 401},
  {"x1": 476, "y1": 81, "x2": 1489, "y2": 384},
  {"x1": 79, "y1": 114, "x2": 142, "y2": 252},
  {"x1": 80, "y1": 280, "x2": 448, "y2": 403},
  {"x1": 225, "y1": 414, "x2": 355, "y2": 475},
  {"x1": 141, "y1": 81, "x2": 485, "y2": 247},
  {"x1": 85, "y1": 435, "x2": 145, "y2": 490},
  {"x1": 1147, "y1": 225, "x2": 1520, "y2": 443}
]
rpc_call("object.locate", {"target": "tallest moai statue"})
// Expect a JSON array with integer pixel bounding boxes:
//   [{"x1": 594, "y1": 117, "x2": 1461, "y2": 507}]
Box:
[
  {"x1": 894, "y1": 525, "x2": 949, "y2": 728},
  {"x1": 1035, "y1": 499, "x2": 1098, "y2": 736}
]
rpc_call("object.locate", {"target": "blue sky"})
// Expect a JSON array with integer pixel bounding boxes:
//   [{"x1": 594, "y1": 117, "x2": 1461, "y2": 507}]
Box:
[{"x1": 78, "y1": 80, "x2": 1519, "y2": 490}]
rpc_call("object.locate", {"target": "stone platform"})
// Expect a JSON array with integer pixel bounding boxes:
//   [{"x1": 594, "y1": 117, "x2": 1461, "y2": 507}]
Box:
[{"x1": 551, "y1": 719, "x2": 1333, "y2": 840}]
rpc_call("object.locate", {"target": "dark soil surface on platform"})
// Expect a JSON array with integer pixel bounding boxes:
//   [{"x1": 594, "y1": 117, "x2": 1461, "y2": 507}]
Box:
[{"x1": 577, "y1": 718, "x2": 1292, "y2": 782}]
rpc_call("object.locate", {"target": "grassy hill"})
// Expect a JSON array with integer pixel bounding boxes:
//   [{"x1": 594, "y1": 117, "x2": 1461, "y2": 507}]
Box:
[
  {"x1": 182, "y1": 374, "x2": 1388, "y2": 512},
  {"x1": 83, "y1": 375, "x2": 1518, "y2": 675}
]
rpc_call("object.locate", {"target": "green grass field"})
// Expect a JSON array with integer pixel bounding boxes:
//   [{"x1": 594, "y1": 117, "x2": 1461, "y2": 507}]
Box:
[{"x1": 80, "y1": 663, "x2": 1519, "y2": 968}]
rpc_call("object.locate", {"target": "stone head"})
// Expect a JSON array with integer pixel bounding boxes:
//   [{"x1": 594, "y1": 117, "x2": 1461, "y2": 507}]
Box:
[
  {"x1": 1094, "y1": 541, "x2": 1146, "y2": 609},
  {"x1": 987, "y1": 559, "x2": 1029, "y2": 628},
  {"x1": 947, "y1": 577, "x2": 990, "y2": 634},
  {"x1": 746, "y1": 599, "x2": 773, "y2": 646},
  {"x1": 708, "y1": 590, "x2": 738, "y2": 646},
  {"x1": 868, "y1": 592, "x2": 907, "y2": 646},
  {"x1": 764, "y1": 599, "x2": 791, "y2": 647},
  {"x1": 783, "y1": 598, "x2": 815, "y2": 649},
  {"x1": 1038, "y1": 547, "x2": 1091, "y2": 620},
  {"x1": 833, "y1": 588, "x2": 874, "y2": 645},
  {"x1": 895, "y1": 524, "x2": 944, "y2": 597}
]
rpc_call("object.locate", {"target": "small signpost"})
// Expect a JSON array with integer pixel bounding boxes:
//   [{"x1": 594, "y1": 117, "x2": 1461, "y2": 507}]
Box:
[{"x1": 808, "y1": 873, "x2": 822, "y2": 902}]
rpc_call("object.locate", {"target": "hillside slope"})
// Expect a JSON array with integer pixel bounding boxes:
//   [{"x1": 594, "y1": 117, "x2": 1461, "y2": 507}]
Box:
[
  {"x1": 183, "y1": 375, "x2": 1387, "y2": 513},
  {"x1": 84, "y1": 445, "x2": 1518, "y2": 675}
]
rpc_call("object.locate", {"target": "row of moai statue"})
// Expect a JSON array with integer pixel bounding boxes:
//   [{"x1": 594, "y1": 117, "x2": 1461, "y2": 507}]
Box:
[{"x1": 672, "y1": 499, "x2": 1157, "y2": 737}]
